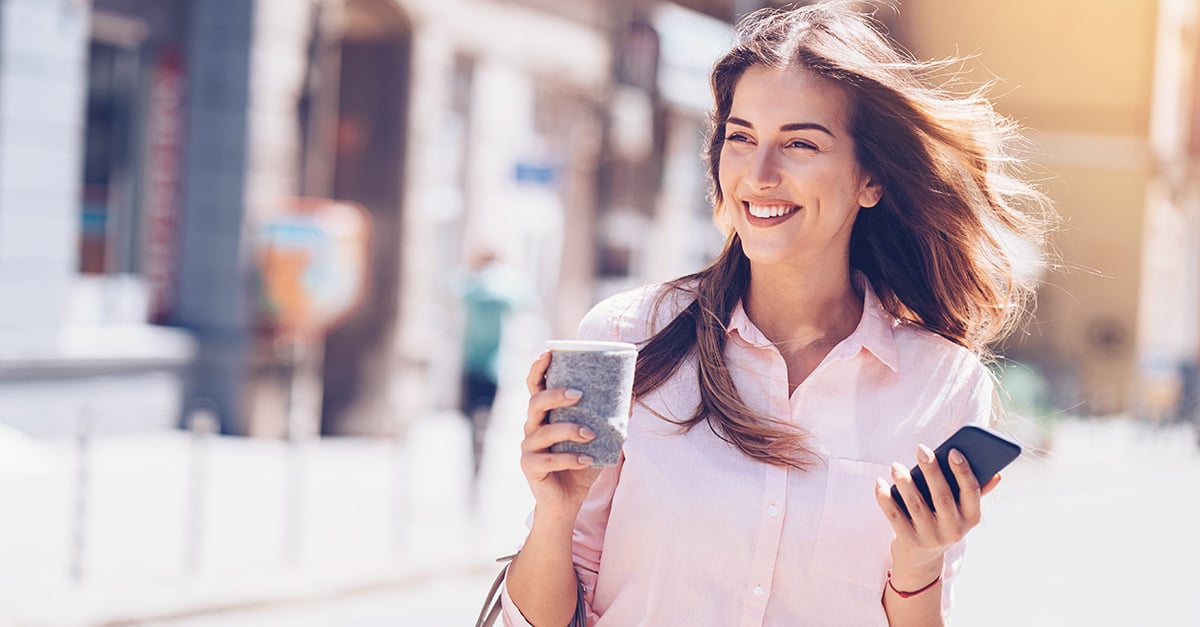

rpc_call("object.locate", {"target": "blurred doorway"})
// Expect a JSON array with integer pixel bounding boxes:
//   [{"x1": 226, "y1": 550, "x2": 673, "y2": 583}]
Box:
[{"x1": 319, "y1": 0, "x2": 412, "y2": 436}]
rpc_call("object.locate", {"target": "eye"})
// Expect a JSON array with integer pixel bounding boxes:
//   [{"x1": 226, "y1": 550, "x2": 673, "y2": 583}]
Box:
[
  {"x1": 787, "y1": 139, "x2": 818, "y2": 151},
  {"x1": 725, "y1": 132, "x2": 753, "y2": 144}
]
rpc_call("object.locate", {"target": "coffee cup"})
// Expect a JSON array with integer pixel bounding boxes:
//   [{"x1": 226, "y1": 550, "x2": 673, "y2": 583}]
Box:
[{"x1": 544, "y1": 340, "x2": 638, "y2": 467}]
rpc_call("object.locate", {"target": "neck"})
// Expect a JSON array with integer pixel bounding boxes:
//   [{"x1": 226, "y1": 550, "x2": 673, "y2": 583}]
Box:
[{"x1": 743, "y1": 258, "x2": 863, "y2": 349}]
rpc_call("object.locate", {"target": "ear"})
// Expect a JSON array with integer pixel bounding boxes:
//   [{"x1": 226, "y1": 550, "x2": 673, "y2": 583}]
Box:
[{"x1": 858, "y1": 174, "x2": 883, "y2": 209}]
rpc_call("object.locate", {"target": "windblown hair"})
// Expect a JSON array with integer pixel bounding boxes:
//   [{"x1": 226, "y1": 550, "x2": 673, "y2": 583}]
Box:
[{"x1": 632, "y1": 2, "x2": 1055, "y2": 470}]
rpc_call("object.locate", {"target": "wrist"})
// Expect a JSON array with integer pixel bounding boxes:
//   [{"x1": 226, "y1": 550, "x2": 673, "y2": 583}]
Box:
[
  {"x1": 887, "y1": 555, "x2": 945, "y2": 592},
  {"x1": 886, "y1": 569, "x2": 942, "y2": 598},
  {"x1": 532, "y1": 503, "x2": 580, "y2": 533}
]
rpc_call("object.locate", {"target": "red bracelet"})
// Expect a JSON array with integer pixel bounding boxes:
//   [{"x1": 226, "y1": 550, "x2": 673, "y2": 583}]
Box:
[{"x1": 886, "y1": 569, "x2": 942, "y2": 598}]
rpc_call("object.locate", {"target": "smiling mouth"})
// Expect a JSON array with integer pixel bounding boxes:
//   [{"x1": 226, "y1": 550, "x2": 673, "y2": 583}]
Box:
[{"x1": 745, "y1": 202, "x2": 800, "y2": 219}]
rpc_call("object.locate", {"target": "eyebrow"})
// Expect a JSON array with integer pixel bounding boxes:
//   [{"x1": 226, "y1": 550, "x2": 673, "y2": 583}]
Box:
[{"x1": 726, "y1": 116, "x2": 836, "y2": 138}]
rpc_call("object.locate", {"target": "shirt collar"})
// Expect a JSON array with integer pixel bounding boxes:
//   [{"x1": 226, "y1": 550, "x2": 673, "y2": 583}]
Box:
[{"x1": 726, "y1": 272, "x2": 900, "y2": 372}]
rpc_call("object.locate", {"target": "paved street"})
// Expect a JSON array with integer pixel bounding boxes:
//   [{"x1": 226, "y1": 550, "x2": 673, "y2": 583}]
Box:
[
  {"x1": 0, "y1": 387, "x2": 536, "y2": 627},
  {"x1": 136, "y1": 568, "x2": 503, "y2": 627},
  {"x1": 130, "y1": 417, "x2": 1200, "y2": 627},
  {"x1": 952, "y1": 418, "x2": 1200, "y2": 627}
]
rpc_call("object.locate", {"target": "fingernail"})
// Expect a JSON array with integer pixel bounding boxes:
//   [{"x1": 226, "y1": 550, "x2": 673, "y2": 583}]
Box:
[
  {"x1": 950, "y1": 449, "x2": 965, "y2": 465},
  {"x1": 876, "y1": 477, "x2": 889, "y2": 490},
  {"x1": 564, "y1": 389, "x2": 583, "y2": 400},
  {"x1": 891, "y1": 462, "x2": 906, "y2": 477},
  {"x1": 917, "y1": 444, "x2": 934, "y2": 464},
  {"x1": 577, "y1": 455, "x2": 593, "y2": 465},
  {"x1": 579, "y1": 427, "x2": 595, "y2": 439}
]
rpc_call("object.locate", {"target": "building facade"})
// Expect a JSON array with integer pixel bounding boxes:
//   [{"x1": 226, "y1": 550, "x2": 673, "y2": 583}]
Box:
[
  {"x1": 0, "y1": 0, "x2": 196, "y2": 437},
  {"x1": 895, "y1": 0, "x2": 1192, "y2": 418},
  {"x1": 9, "y1": 0, "x2": 1183, "y2": 440},
  {"x1": 0, "y1": 0, "x2": 751, "y2": 439}
]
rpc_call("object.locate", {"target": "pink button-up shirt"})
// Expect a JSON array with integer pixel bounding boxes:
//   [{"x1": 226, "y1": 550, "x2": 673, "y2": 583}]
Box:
[{"x1": 502, "y1": 277, "x2": 993, "y2": 626}]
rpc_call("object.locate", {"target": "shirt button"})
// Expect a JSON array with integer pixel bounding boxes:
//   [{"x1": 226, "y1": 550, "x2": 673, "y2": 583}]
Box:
[
  {"x1": 767, "y1": 504, "x2": 780, "y2": 517},
  {"x1": 753, "y1": 586, "x2": 765, "y2": 597}
]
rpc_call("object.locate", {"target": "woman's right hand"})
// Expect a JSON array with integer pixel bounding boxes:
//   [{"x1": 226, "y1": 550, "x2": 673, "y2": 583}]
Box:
[{"x1": 521, "y1": 351, "x2": 602, "y2": 522}]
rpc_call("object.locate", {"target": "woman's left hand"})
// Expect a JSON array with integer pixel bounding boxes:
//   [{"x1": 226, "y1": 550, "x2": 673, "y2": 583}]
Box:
[{"x1": 873, "y1": 444, "x2": 1001, "y2": 589}]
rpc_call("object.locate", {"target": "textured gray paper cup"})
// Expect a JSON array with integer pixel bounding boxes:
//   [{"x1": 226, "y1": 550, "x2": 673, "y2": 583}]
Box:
[{"x1": 545, "y1": 340, "x2": 638, "y2": 467}]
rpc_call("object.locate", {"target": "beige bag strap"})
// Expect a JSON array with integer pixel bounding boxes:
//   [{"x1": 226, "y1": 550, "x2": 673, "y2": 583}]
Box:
[
  {"x1": 475, "y1": 552, "x2": 588, "y2": 627},
  {"x1": 475, "y1": 553, "x2": 518, "y2": 627}
]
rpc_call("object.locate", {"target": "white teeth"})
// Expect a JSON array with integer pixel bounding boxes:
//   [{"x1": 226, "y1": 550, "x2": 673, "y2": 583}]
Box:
[{"x1": 747, "y1": 203, "x2": 798, "y2": 219}]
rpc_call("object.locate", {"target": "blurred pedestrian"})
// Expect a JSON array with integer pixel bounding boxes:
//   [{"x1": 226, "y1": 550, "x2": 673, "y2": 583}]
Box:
[
  {"x1": 1178, "y1": 361, "x2": 1200, "y2": 446},
  {"x1": 501, "y1": 3, "x2": 1055, "y2": 626},
  {"x1": 459, "y1": 248, "x2": 525, "y2": 485}
]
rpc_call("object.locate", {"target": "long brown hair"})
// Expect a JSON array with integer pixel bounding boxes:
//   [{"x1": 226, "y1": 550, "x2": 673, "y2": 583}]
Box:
[{"x1": 632, "y1": 2, "x2": 1055, "y2": 470}]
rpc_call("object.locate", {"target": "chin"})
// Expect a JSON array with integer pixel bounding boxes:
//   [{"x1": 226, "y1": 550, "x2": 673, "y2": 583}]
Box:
[{"x1": 736, "y1": 237, "x2": 794, "y2": 268}]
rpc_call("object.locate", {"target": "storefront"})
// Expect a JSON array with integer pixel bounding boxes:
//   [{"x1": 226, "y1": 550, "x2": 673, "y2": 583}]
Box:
[{"x1": 0, "y1": 0, "x2": 724, "y2": 440}]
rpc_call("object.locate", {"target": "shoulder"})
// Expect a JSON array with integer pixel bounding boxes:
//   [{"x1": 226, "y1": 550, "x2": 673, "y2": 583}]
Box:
[
  {"x1": 576, "y1": 280, "x2": 697, "y2": 343},
  {"x1": 891, "y1": 322, "x2": 994, "y2": 402}
]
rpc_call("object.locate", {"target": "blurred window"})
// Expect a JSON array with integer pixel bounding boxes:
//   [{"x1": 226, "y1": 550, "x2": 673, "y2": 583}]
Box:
[{"x1": 79, "y1": 32, "x2": 144, "y2": 275}]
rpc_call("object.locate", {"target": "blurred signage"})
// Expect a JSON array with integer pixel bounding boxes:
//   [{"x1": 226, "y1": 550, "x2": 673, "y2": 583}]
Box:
[
  {"x1": 255, "y1": 198, "x2": 371, "y2": 340},
  {"x1": 514, "y1": 161, "x2": 557, "y2": 185}
]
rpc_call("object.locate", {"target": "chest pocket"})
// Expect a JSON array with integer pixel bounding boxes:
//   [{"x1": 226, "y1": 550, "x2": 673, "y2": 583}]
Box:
[{"x1": 810, "y1": 458, "x2": 895, "y2": 590}]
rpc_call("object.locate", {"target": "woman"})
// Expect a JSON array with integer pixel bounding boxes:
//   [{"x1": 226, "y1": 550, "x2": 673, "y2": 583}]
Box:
[{"x1": 503, "y1": 3, "x2": 1052, "y2": 626}]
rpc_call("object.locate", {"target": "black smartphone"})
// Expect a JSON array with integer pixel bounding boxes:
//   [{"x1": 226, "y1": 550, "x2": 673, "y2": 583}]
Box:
[{"x1": 890, "y1": 425, "x2": 1022, "y2": 519}]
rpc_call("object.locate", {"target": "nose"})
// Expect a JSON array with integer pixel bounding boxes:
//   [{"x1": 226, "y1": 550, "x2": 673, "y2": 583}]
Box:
[{"x1": 747, "y1": 145, "x2": 781, "y2": 190}]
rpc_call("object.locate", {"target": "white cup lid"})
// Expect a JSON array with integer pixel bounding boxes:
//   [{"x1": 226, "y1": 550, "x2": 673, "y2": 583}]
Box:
[{"x1": 545, "y1": 340, "x2": 638, "y2": 352}]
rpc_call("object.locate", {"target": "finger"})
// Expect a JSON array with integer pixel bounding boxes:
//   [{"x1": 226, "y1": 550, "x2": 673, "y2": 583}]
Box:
[
  {"x1": 891, "y1": 462, "x2": 936, "y2": 532},
  {"x1": 528, "y1": 387, "x2": 583, "y2": 415},
  {"x1": 521, "y1": 451, "x2": 594, "y2": 480},
  {"x1": 915, "y1": 444, "x2": 959, "y2": 519},
  {"x1": 524, "y1": 387, "x2": 582, "y2": 437},
  {"x1": 523, "y1": 422, "x2": 596, "y2": 453},
  {"x1": 875, "y1": 477, "x2": 915, "y2": 538},
  {"x1": 980, "y1": 472, "x2": 1002, "y2": 497},
  {"x1": 525, "y1": 351, "x2": 551, "y2": 395},
  {"x1": 948, "y1": 448, "x2": 984, "y2": 524}
]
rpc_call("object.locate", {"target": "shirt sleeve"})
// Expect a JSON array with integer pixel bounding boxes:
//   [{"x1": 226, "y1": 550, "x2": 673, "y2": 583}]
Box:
[
  {"x1": 939, "y1": 362, "x2": 997, "y2": 621},
  {"x1": 575, "y1": 461, "x2": 622, "y2": 624},
  {"x1": 498, "y1": 292, "x2": 639, "y2": 626}
]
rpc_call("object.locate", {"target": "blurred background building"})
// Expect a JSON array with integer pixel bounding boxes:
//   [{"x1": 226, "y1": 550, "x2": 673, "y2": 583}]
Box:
[
  {"x1": 0, "y1": 0, "x2": 736, "y2": 440},
  {"x1": 896, "y1": 0, "x2": 1200, "y2": 422},
  {"x1": 0, "y1": 0, "x2": 1196, "y2": 440}
]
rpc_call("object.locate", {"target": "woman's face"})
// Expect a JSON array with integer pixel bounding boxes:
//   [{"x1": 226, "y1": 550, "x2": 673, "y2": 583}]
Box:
[{"x1": 717, "y1": 65, "x2": 881, "y2": 272}]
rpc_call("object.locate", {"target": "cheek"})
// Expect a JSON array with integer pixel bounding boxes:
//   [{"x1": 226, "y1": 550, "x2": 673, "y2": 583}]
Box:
[
  {"x1": 714, "y1": 192, "x2": 736, "y2": 220},
  {"x1": 711, "y1": 181, "x2": 738, "y2": 233},
  {"x1": 713, "y1": 204, "x2": 735, "y2": 236},
  {"x1": 718, "y1": 146, "x2": 749, "y2": 181},
  {"x1": 716, "y1": 163, "x2": 736, "y2": 198}
]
